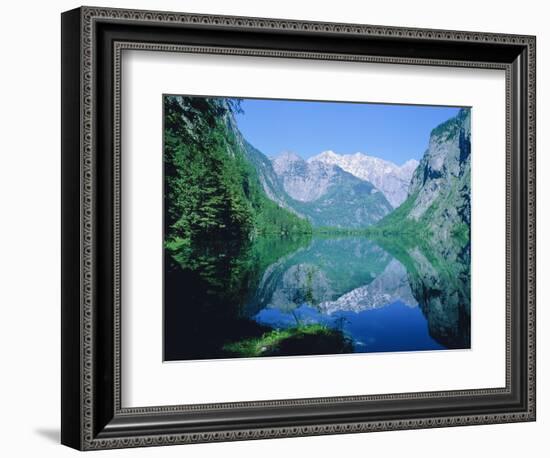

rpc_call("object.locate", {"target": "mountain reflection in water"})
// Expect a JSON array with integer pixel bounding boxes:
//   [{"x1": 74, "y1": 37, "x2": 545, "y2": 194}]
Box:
[{"x1": 164, "y1": 235, "x2": 470, "y2": 361}]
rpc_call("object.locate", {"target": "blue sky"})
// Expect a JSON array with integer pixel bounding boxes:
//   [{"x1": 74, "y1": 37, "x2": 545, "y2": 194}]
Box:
[{"x1": 235, "y1": 98, "x2": 462, "y2": 164}]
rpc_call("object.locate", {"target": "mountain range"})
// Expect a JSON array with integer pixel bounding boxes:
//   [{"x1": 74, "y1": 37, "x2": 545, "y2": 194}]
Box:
[
  {"x1": 164, "y1": 97, "x2": 471, "y2": 360},
  {"x1": 308, "y1": 151, "x2": 418, "y2": 208},
  {"x1": 270, "y1": 151, "x2": 393, "y2": 228},
  {"x1": 164, "y1": 95, "x2": 470, "y2": 245}
]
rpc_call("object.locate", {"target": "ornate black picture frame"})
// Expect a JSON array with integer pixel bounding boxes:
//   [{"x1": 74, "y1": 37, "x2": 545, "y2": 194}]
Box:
[{"x1": 61, "y1": 6, "x2": 536, "y2": 450}]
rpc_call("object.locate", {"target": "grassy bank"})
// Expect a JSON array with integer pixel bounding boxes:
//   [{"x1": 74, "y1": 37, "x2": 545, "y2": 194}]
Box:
[{"x1": 223, "y1": 324, "x2": 353, "y2": 357}]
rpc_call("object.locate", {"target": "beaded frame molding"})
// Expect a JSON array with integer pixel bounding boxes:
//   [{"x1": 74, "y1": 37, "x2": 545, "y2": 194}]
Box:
[{"x1": 61, "y1": 6, "x2": 536, "y2": 451}]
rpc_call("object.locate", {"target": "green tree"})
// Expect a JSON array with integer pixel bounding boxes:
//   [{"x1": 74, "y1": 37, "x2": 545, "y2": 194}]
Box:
[{"x1": 164, "y1": 95, "x2": 311, "y2": 258}]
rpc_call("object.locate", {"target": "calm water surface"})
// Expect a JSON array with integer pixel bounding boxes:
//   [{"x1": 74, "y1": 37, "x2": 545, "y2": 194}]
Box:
[{"x1": 164, "y1": 236, "x2": 470, "y2": 360}]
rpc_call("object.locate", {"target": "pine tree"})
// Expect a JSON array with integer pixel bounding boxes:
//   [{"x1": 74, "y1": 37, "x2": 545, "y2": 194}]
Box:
[{"x1": 163, "y1": 95, "x2": 311, "y2": 256}]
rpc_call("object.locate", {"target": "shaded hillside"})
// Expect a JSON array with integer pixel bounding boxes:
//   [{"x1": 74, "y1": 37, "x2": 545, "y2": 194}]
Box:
[{"x1": 163, "y1": 95, "x2": 311, "y2": 259}]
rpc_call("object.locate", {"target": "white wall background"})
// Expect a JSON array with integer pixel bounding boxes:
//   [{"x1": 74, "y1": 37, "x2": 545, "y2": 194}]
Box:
[{"x1": 0, "y1": 0, "x2": 545, "y2": 456}]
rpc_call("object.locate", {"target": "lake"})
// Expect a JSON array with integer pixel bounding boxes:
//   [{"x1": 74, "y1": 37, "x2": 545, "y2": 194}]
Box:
[{"x1": 164, "y1": 235, "x2": 470, "y2": 360}]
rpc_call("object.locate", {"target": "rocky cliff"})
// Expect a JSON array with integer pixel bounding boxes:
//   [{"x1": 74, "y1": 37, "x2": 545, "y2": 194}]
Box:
[
  {"x1": 271, "y1": 152, "x2": 393, "y2": 228},
  {"x1": 377, "y1": 108, "x2": 471, "y2": 255},
  {"x1": 309, "y1": 151, "x2": 418, "y2": 208}
]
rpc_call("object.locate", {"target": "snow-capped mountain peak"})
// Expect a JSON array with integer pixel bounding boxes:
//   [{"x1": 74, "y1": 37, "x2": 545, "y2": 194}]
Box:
[
  {"x1": 272, "y1": 150, "x2": 350, "y2": 202},
  {"x1": 269, "y1": 150, "x2": 393, "y2": 227},
  {"x1": 314, "y1": 150, "x2": 339, "y2": 160},
  {"x1": 308, "y1": 151, "x2": 418, "y2": 208},
  {"x1": 272, "y1": 150, "x2": 301, "y2": 163}
]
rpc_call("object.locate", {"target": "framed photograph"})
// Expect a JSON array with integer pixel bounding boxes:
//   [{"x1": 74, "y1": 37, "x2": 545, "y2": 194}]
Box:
[{"x1": 61, "y1": 6, "x2": 536, "y2": 450}]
